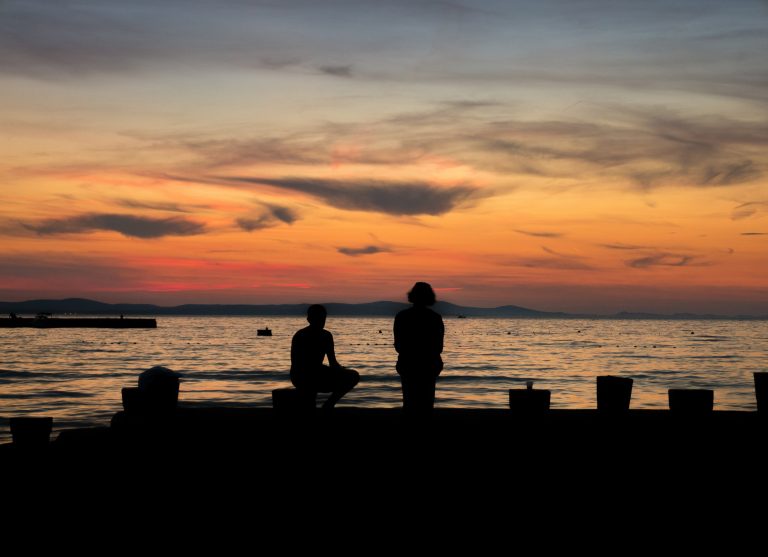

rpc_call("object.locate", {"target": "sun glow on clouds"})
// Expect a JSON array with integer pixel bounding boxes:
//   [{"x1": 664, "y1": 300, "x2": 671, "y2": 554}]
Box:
[{"x1": 1, "y1": 1, "x2": 767, "y2": 314}]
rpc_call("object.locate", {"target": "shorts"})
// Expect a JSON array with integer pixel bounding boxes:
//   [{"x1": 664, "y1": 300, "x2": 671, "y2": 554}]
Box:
[{"x1": 291, "y1": 365, "x2": 358, "y2": 393}]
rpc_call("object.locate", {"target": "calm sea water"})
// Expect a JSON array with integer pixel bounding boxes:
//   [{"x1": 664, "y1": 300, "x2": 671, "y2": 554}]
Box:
[{"x1": 1, "y1": 316, "x2": 767, "y2": 443}]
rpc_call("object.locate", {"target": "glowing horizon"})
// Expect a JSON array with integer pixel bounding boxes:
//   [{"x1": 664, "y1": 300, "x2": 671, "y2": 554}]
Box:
[{"x1": 2, "y1": 0, "x2": 767, "y2": 314}]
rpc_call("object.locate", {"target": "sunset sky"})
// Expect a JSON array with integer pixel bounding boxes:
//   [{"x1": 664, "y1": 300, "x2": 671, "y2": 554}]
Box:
[{"x1": 1, "y1": 0, "x2": 767, "y2": 314}]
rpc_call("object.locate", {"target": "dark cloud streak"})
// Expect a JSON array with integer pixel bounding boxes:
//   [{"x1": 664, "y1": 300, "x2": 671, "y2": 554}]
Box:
[
  {"x1": 502, "y1": 246, "x2": 595, "y2": 270},
  {"x1": 515, "y1": 229, "x2": 563, "y2": 238},
  {"x1": 236, "y1": 204, "x2": 298, "y2": 232},
  {"x1": 337, "y1": 245, "x2": 390, "y2": 256},
  {"x1": 114, "y1": 199, "x2": 209, "y2": 213},
  {"x1": 600, "y1": 243, "x2": 651, "y2": 250},
  {"x1": 155, "y1": 101, "x2": 766, "y2": 196},
  {"x1": 319, "y1": 65, "x2": 353, "y2": 77},
  {"x1": 732, "y1": 201, "x2": 768, "y2": 220},
  {"x1": 502, "y1": 257, "x2": 595, "y2": 271},
  {"x1": 23, "y1": 213, "x2": 206, "y2": 238},
  {"x1": 625, "y1": 252, "x2": 707, "y2": 268},
  {"x1": 222, "y1": 176, "x2": 479, "y2": 216},
  {"x1": 2, "y1": 0, "x2": 766, "y2": 108}
]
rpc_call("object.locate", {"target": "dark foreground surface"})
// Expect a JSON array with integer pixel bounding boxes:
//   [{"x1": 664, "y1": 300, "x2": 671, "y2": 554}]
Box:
[
  {"x1": 3, "y1": 406, "x2": 767, "y2": 528},
  {"x1": 4, "y1": 408, "x2": 763, "y2": 544},
  {"x1": 3, "y1": 407, "x2": 766, "y2": 478}
]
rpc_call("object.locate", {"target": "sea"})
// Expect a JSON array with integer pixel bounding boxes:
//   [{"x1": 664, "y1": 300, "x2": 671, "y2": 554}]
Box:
[{"x1": 1, "y1": 315, "x2": 767, "y2": 443}]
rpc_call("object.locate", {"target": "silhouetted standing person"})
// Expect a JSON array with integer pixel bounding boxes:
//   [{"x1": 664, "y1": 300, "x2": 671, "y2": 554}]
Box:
[
  {"x1": 291, "y1": 304, "x2": 359, "y2": 410},
  {"x1": 394, "y1": 282, "x2": 444, "y2": 414}
]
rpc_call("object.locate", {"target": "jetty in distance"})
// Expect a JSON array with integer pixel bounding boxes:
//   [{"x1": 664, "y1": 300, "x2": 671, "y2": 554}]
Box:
[{"x1": 0, "y1": 316, "x2": 157, "y2": 328}]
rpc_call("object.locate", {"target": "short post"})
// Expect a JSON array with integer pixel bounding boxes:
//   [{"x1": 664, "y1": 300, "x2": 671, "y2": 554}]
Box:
[
  {"x1": 668, "y1": 389, "x2": 714, "y2": 414},
  {"x1": 508, "y1": 381, "x2": 551, "y2": 414},
  {"x1": 754, "y1": 373, "x2": 768, "y2": 413},
  {"x1": 597, "y1": 376, "x2": 633, "y2": 413},
  {"x1": 272, "y1": 388, "x2": 317, "y2": 412},
  {"x1": 122, "y1": 387, "x2": 143, "y2": 414},
  {"x1": 10, "y1": 417, "x2": 53, "y2": 450}
]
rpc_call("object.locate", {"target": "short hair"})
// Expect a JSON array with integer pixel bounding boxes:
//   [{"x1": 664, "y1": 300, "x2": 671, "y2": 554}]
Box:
[
  {"x1": 407, "y1": 282, "x2": 436, "y2": 306},
  {"x1": 307, "y1": 304, "x2": 327, "y2": 321}
]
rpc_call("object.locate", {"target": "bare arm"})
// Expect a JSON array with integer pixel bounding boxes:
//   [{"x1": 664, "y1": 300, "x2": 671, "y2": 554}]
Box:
[
  {"x1": 393, "y1": 313, "x2": 402, "y2": 353},
  {"x1": 290, "y1": 332, "x2": 300, "y2": 370},
  {"x1": 325, "y1": 331, "x2": 341, "y2": 368}
]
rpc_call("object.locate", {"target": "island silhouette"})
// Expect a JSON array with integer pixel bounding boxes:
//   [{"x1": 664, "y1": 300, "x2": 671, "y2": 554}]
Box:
[{"x1": 2, "y1": 298, "x2": 764, "y2": 319}]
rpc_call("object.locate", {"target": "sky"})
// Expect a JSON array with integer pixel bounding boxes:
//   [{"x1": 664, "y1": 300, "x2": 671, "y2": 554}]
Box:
[{"x1": 1, "y1": 0, "x2": 767, "y2": 314}]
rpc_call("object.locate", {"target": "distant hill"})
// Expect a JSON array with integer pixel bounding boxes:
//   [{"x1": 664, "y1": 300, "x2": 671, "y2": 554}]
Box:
[
  {"x1": 0, "y1": 298, "x2": 566, "y2": 318},
  {"x1": 0, "y1": 298, "x2": 765, "y2": 319}
]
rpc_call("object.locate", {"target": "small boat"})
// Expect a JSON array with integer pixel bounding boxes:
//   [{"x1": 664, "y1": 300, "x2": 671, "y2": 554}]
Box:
[
  {"x1": 257, "y1": 327, "x2": 272, "y2": 336},
  {"x1": 457, "y1": 315, "x2": 467, "y2": 319}
]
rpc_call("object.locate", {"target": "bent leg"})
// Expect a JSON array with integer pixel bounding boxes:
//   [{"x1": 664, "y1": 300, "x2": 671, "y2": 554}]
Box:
[
  {"x1": 322, "y1": 367, "x2": 360, "y2": 410},
  {"x1": 400, "y1": 372, "x2": 437, "y2": 414},
  {"x1": 289, "y1": 371, "x2": 319, "y2": 408}
]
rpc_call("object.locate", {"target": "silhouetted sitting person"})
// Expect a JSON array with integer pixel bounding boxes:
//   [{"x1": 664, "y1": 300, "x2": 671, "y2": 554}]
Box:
[
  {"x1": 291, "y1": 304, "x2": 359, "y2": 410},
  {"x1": 394, "y1": 282, "x2": 444, "y2": 414}
]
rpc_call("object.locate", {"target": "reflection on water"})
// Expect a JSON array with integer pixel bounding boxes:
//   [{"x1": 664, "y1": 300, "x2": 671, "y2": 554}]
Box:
[{"x1": 1, "y1": 316, "x2": 766, "y2": 442}]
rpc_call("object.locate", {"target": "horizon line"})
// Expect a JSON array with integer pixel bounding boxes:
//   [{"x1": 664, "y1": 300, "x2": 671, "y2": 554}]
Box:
[{"x1": 2, "y1": 296, "x2": 767, "y2": 318}]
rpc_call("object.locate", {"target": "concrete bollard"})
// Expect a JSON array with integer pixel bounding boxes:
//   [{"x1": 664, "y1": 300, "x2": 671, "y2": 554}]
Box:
[
  {"x1": 10, "y1": 417, "x2": 53, "y2": 449},
  {"x1": 668, "y1": 389, "x2": 714, "y2": 414},
  {"x1": 272, "y1": 387, "x2": 317, "y2": 412},
  {"x1": 138, "y1": 366, "x2": 181, "y2": 414},
  {"x1": 597, "y1": 376, "x2": 633, "y2": 413},
  {"x1": 122, "y1": 387, "x2": 141, "y2": 413},
  {"x1": 754, "y1": 373, "x2": 768, "y2": 413},
  {"x1": 509, "y1": 382, "x2": 550, "y2": 413}
]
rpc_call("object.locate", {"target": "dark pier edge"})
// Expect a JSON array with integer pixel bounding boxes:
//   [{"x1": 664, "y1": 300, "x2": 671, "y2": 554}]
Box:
[
  {"x1": 2, "y1": 407, "x2": 765, "y2": 517},
  {"x1": 2, "y1": 407, "x2": 765, "y2": 467}
]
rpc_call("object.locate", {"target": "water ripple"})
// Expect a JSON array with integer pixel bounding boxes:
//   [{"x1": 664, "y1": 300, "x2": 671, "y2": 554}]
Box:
[{"x1": 1, "y1": 316, "x2": 766, "y2": 443}]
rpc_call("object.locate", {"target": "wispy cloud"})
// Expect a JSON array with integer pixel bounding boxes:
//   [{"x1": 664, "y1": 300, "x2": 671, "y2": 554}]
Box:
[
  {"x1": 236, "y1": 204, "x2": 299, "y2": 232},
  {"x1": 599, "y1": 243, "x2": 651, "y2": 250},
  {"x1": 625, "y1": 252, "x2": 707, "y2": 268},
  {"x1": 220, "y1": 176, "x2": 480, "y2": 216},
  {"x1": 502, "y1": 246, "x2": 595, "y2": 270},
  {"x1": 732, "y1": 201, "x2": 768, "y2": 220},
  {"x1": 0, "y1": 1, "x2": 492, "y2": 81},
  {"x1": 236, "y1": 216, "x2": 277, "y2": 232},
  {"x1": 168, "y1": 136, "x2": 329, "y2": 169},
  {"x1": 3, "y1": 0, "x2": 766, "y2": 110},
  {"x1": 113, "y1": 199, "x2": 209, "y2": 213},
  {"x1": 503, "y1": 257, "x2": 595, "y2": 271},
  {"x1": 23, "y1": 213, "x2": 206, "y2": 238},
  {"x1": 741, "y1": 232, "x2": 768, "y2": 236},
  {"x1": 337, "y1": 245, "x2": 391, "y2": 256},
  {"x1": 319, "y1": 64, "x2": 353, "y2": 78},
  {"x1": 701, "y1": 161, "x2": 761, "y2": 186},
  {"x1": 515, "y1": 229, "x2": 563, "y2": 238},
  {"x1": 268, "y1": 205, "x2": 299, "y2": 224},
  {"x1": 161, "y1": 101, "x2": 767, "y2": 196},
  {"x1": 0, "y1": 1, "x2": 307, "y2": 79},
  {"x1": 463, "y1": 108, "x2": 766, "y2": 189}
]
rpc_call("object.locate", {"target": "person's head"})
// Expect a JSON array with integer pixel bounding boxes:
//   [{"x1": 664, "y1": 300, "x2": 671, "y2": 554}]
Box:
[
  {"x1": 407, "y1": 282, "x2": 436, "y2": 307},
  {"x1": 306, "y1": 304, "x2": 327, "y2": 328}
]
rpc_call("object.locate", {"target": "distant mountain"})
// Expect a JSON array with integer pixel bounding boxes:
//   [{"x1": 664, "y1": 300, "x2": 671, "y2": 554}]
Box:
[
  {"x1": 0, "y1": 298, "x2": 566, "y2": 317},
  {"x1": 434, "y1": 301, "x2": 569, "y2": 318},
  {"x1": 0, "y1": 298, "x2": 765, "y2": 319},
  {"x1": 612, "y1": 311, "x2": 768, "y2": 320}
]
